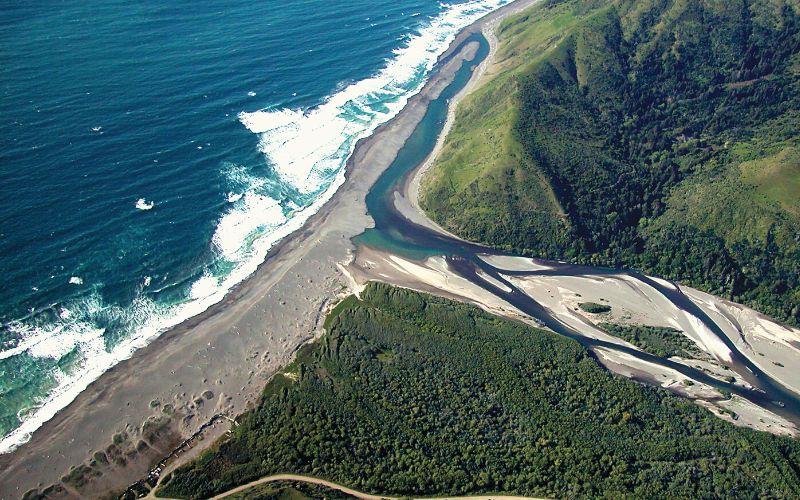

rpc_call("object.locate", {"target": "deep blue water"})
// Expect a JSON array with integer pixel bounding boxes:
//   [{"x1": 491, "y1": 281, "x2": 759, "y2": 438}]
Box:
[{"x1": 0, "y1": 0, "x2": 510, "y2": 450}]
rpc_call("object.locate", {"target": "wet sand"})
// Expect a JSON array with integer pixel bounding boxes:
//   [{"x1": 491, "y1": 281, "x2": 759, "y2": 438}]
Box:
[{"x1": 0, "y1": 2, "x2": 536, "y2": 498}]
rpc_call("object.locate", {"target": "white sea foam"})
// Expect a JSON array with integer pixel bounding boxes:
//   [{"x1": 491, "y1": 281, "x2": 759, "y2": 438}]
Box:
[
  {"x1": 239, "y1": 0, "x2": 510, "y2": 194},
  {"x1": 212, "y1": 193, "x2": 286, "y2": 261},
  {"x1": 190, "y1": 274, "x2": 219, "y2": 300},
  {"x1": 1, "y1": 295, "x2": 106, "y2": 361},
  {"x1": 68, "y1": 276, "x2": 83, "y2": 285},
  {"x1": 0, "y1": 0, "x2": 511, "y2": 454},
  {"x1": 0, "y1": 293, "x2": 170, "y2": 453},
  {"x1": 135, "y1": 198, "x2": 154, "y2": 210}
]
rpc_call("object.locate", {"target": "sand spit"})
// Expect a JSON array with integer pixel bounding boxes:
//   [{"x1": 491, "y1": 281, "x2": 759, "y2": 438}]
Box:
[
  {"x1": 505, "y1": 273, "x2": 735, "y2": 363},
  {"x1": 347, "y1": 246, "x2": 535, "y2": 328},
  {"x1": 0, "y1": 3, "x2": 535, "y2": 498},
  {"x1": 478, "y1": 254, "x2": 554, "y2": 272}
]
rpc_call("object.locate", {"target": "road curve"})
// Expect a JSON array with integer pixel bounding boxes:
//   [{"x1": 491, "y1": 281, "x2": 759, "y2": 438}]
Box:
[{"x1": 193, "y1": 473, "x2": 543, "y2": 500}]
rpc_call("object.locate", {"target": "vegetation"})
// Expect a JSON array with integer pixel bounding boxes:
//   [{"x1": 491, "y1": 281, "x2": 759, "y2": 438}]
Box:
[
  {"x1": 226, "y1": 481, "x2": 355, "y2": 500},
  {"x1": 599, "y1": 323, "x2": 706, "y2": 359},
  {"x1": 420, "y1": 0, "x2": 800, "y2": 326},
  {"x1": 577, "y1": 302, "x2": 611, "y2": 314},
  {"x1": 158, "y1": 283, "x2": 800, "y2": 499}
]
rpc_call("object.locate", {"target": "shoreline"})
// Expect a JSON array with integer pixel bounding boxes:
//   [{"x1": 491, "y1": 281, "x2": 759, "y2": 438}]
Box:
[
  {"x1": 399, "y1": 0, "x2": 540, "y2": 240},
  {"x1": 347, "y1": 0, "x2": 800, "y2": 438},
  {"x1": 0, "y1": 3, "x2": 530, "y2": 498},
  {"x1": 0, "y1": 0, "x2": 508, "y2": 458},
  {"x1": 405, "y1": 0, "x2": 531, "y2": 220}
]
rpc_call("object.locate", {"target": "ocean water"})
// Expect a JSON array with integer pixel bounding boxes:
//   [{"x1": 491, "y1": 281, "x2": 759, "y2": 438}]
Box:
[{"x1": 0, "y1": 0, "x2": 510, "y2": 451}]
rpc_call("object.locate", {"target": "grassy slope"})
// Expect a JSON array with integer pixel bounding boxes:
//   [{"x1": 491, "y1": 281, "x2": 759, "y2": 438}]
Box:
[
  {"x1": 420, "y1": 0, "x2": 800, "y2": 324},
  {"x1": 420, "y1": 2, "x2": 579, "y2": 256},
  {"x1": 158, "y1": 283, "x2": 800, "y2": 499}
]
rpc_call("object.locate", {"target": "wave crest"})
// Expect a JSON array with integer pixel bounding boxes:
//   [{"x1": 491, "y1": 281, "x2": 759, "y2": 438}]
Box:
[
  {"x1": 0, "y1": 0, "x2": 511, "y2": 453},
  {"x1": 239, "y1": 0, "x2": 510, "y2": 194}
]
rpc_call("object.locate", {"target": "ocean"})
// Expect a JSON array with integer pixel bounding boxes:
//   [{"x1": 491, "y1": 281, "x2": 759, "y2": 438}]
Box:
[{"x1": 0, "y1": 0, "x2": 510, "y2": 452}]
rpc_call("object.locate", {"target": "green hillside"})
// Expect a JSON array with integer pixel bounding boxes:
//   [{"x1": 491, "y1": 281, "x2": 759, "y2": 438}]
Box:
[
  {"x1": 420, "y1": 0, "x2": 800, "y2": 325},
  {"x1": 158, "y1": 283, "x2": 800, "y2": 499}
]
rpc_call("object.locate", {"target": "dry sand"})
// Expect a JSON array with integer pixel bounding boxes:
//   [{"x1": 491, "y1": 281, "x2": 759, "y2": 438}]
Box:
[
  {"x1": 681, "y1": 286, "x2": 800, "y2": 396},
  {"x1": 0, "y1": 2, "x2": 539, "y2": 498},
  {"x1": 348, "y1": 247, "x2": 535, "y2": 328},
  {"x1": 504, "y1": 273, "x2": 735, "y2": 362}
]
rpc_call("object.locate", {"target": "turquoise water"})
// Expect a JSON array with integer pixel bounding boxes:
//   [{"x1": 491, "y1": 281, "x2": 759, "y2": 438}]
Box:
[
  {"x1": 357, "y1": 31, "x2": 490, "y2": 259},
  {"x1": 0, "y1": 0, "x2": 511, "y2": 451}
]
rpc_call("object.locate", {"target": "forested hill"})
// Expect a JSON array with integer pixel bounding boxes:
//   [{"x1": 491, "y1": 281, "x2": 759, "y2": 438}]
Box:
[
  {"x1": 158, "y1": 283, "x2": 800, "y2": 499},
  {"x1": 421, "y1": 0, "x2": 800, "y2": 325}
]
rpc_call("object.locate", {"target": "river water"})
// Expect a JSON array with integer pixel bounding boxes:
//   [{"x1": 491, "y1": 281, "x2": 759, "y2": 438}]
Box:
[{"x1": 357, "y1": 31, "x2": 800, "y2": 427}]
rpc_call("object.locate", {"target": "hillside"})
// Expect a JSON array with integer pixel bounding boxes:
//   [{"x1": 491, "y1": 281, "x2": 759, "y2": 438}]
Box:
[
  {"x1": 158, "y1": 283, "x2": 800, "y2": 499},
  {"x1": 420, "y1": 0, "x2": 800, "y2": 325}
]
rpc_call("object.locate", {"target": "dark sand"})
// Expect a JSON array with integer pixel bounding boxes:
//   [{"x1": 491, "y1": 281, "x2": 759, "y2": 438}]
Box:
[{"x1": 0, "y1": 2, "x2": 538, "y2": 498}]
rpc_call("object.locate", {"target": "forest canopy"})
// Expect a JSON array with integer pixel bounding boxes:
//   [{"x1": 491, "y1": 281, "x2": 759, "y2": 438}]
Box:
[{"x1": 158, "y1": 283, "x2": 800, "y2": 499}]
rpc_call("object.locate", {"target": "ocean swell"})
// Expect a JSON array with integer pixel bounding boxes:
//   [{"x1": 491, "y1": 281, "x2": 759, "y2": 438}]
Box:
[
  {"x1": 0, "y1": 0, "x2": 510, "y2": 454},
  {"x1": 238, "y1": 0, "x2": 510, "y2": 194}
]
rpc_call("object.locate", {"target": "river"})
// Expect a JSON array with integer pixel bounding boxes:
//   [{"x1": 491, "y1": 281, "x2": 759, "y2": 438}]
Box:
[{"x1": 355, "y1": 30, "x2": 800, "y2": 428}]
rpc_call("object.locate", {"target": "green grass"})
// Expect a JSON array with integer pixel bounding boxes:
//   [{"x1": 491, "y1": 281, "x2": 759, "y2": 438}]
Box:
[
  {"x1": 419, "y1": 1, "x2": 573, "y2": 258},
  {"x1": 493, "y1": 6, "x2": 580, "y2": 76},
  {"x1": 420, "y1": 0, "x2": 800, "y2": 325},
  {"x1": 740, "y1": 146, "x2": 800, "y2": 216}
]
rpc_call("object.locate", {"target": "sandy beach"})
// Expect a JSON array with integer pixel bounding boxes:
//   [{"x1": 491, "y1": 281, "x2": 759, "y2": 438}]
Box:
[{"x1": 0, "y1": 2, "x2": 537, "y2": 498}]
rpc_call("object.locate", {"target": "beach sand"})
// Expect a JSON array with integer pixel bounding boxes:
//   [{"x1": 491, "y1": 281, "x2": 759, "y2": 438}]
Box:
[{"x1": 0, "y1": 2, "x2": 537, "y2": 498}]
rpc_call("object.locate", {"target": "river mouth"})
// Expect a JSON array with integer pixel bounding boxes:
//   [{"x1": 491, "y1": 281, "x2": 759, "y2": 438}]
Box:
[{"x1": 354, "y1": 30, "x2": 800, "y2": 430}]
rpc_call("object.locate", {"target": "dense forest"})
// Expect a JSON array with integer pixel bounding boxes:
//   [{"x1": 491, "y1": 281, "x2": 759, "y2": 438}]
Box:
[
  {"x1": 421, "y1": 0, "x2": 800, "y2": 326},
  {"x1": 158, "y1": 283, "x2": 800, "y2": 499}
]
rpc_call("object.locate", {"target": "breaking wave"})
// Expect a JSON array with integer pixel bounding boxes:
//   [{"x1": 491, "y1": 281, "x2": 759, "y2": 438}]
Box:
[{"x1": 0, "y1": 0, "x2": 510, "y2": 453}]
